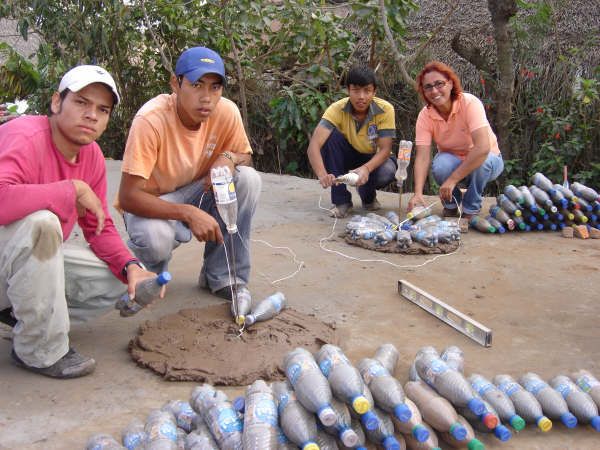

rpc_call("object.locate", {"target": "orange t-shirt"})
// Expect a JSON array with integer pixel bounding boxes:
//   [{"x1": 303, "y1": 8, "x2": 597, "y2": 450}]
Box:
[
  {"x1": 415, "y1": 92, "x2": 500, "y2": 160},
  {"x1": 119, "y1": 93, "x2": 251, "y2": 198}
]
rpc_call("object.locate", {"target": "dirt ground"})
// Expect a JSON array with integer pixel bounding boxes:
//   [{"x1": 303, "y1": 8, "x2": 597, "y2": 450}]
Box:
[{"x1": 1, "y1": 160, "x2": 599, "y2": 450}]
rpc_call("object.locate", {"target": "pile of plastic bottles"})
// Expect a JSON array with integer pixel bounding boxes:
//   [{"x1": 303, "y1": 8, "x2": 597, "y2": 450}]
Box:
[
  {"x1": 345, "y1": 210, "x2": 460, "y2": 249},
  {"x1": 86, "y1": 343, "x2": 600, "y2": 450},
  {"x1": 470, "y1": 172, "x2": 600, "y2": 234}
]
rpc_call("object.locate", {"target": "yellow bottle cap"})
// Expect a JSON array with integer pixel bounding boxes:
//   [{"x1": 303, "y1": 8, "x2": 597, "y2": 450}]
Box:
[
  {"x1": 538, "y1": 416, "x2": 552, "y2": 432},
  {"x1": 235, "y1": 315, "x2": 246, "y2": 326},
  {"x1": 352, "y1": 396, "x2": 370, "y2": 414},
  {"x1": 303, "y1": 444, "x2": 319, "y2": 450}
]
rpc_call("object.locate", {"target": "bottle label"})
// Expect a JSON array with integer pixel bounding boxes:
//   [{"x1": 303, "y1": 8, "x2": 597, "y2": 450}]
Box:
[
  {"x1": 523, "y1": 379, "x2": 546, "y2": 395},
  {"x1": 363, "y1": 363, "x2": 387, "y2": 385},
  {"x1": 472, "y1": 378, "x2": 493, "y2": 395},
  {"x1": 398, "y1": 147, "x2": 412, "y2": 162},
  {"x1": 576, "y1": 375, "x2": 599, "y2": 393},
  {"x1": 217, "y1": 408, "x2": 242, "y2": 433},
  {"x1": 270, "y1": 294, "x2": 283, "y2": 313},
  {"x1": 147, "y1": 421, "x2": 177, "y2": 442},
  {"x1": 248, "y1": 398, "x2": 278, "y2": 426},
  {"x1": 498, "y1": 381, "x2": 520, "y2": 397},
  {"x1": 423, "y1": 359, "x2": 448, "y2": 384},
  {"x1": 123, "y1": 433, "x2": 144, "y2": 449},
  {"x1": 319, "y1": 358, "x2": 332, "y2": 378},
  {"x1": 555, "y1": 382, "x2": 571, "y2": 398},
  {"x1": 278, "y1": 393, "x2": 290, "y2": 414},
  {"x1": 212, "y1": 177, "x2": 236, "y2": 205},
  {"x1": 286, "y1": 363, "x2": 302, "y2": 385}
]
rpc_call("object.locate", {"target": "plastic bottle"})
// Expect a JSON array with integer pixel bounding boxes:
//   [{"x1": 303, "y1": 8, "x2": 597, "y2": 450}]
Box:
[
  {"x1": 367, "y1": 213, "x2": 396, "y2": 230},
  {"x1": 271, "y1": 381, "x2": 320, "y2": 450},
  {"x1": 571, "y1": 369, "x2": 600, "y2": 408},
  {"x1": 413, "y1": 350, "x2": 485, "y2": 416},
  {"x1": 357, "y1": 358, "x2": 412, "y2": 422},
  {"x1": 571, "y1": 182, "x2": 600, "y2": 203},
  {"x1": 242, "y1": 379, "x2": 279, "y2": 450},
  {"x1": 517, "y1": 186, "x2": 539, "y2": 213},
  {"x1": 488, "y1": 205, "x2": 515, "y2": 230},
  {"x1": 402, "y1": 421, "x2": 440, "y2": 450},
  {"x1": 553, "y1": 184, "x2": 578, "y2": 204},
  {"x1": 439, "y1": 415, "x2": 484, "y2": 450},
  {"x1": 542, "y1": 220, "x2": 558, "y2": 231},
  {"x1": 144, "y1": 409, "x2": 179, "y2": 450},
  {"x1": 391, "y1": 397, "x2": 431, "y2": 443},
  {"x1": 375, "y1": 229, "x2": 397, "y2": 246},
  {"x1": 185, "y1": 426, "x2": 219, "y2": 450},
  {"x1": 548, "y1": 187, "x2": 569, "y2": 209},
  {"x1": 413, "y1": 215, "x2": 442, "y2": 229},
  {"x1": 347, "y1": 382, "x2": 380, "y2": 431},
  {"x1": 364, "y1": 407, "x2": 403, "y2": 450},
  {"x1": 511, "y1": 215, "x2": 527, "y2": 231},
  {"x1": 373, "y1": 343, "x2": 399, "y2": 376},
  {"x1": 529, "y1": 185, "x2": 558, "y2": 213},
  {"x1": 484, "y1": 216, "x2": 505, "y2": 233},
  {"x1": 396, "y1": 230, "x2": 413, "y2": 248},
  {"x1": 396, "y1": 140, "x2": 413, "y2": 182},
  {"x1": 336, "y1": 172, "x2": 360, "y2": 186},
  {"x1": 244, "y1": 292, "x2": 286, "y2": 326},
  {"x1": 468, "y1": 373, "x2": 525, "y2": 431},
  {"x1": 283, "y1": 347, "x2": 337, "y2": 427},
  {"x1": 211, "y1": 165, "x2": 238, "y2": 234},
  {"x1": 386, "y1": 211, "x2": 401, "y2": 227},
  {"x1": 344, "y1": 418, "x2": 368, "y2": 450},
  {"x1": 86, "y1": 434, "x2": 125, "y2": 450},
  {"x1": 521, "y1": 209, "x2": 538, "y2": 224},
  {"x1": 120, "y1": 418, "x2": 146, "y2": 450},
  {"x1": 519, "y1": 372, "x2": 578, "y2": 428},
  {"x1": 315, "y1": 344, "x2": 372, "y2": 417},
  {"x1": 410, "y1": 228, "x2": 438, "y2": 247},
  {"x1": 324, "y1": 397, "x2": 360, "y2": 448},
  {"x1": 504, "y1": 184, "x2": 524, "y2": 205},
  {"x1": 116, "y1": 271, "x2": 172, "y2": 316},
  {"x1": 493, "y1": 374, "x2": 552, "y2": 431},
  {"x1": 162, "y1": 400, "x2": 198, "y2": 433},
  {"x1": 531, "y1": 172, "x2": 556, "y2": 193},
  {"x1": 230, "y1": 286, "x2": 252, "y2": 326},
  {"x1": 404, "y1": 380, "x2": 467, "y2": 441},
  {"x1": 550, "y1": 375, "x2": 600, "y2": 431},
  {"x1": 407, "y1": 205, "x2": 432, "y2": 221},
  {"x1": 496, "y1": 194, "x2": 522, "y2": 217},
  {"x1": 440, "y1": 346, "x2": 464, "y2": 374},
  {"x1": 457, "y1": 397, "x2": 510, "y2": 440},
  {"x1": 572, "y1": 208, "x2": 589, "y2": 224}
]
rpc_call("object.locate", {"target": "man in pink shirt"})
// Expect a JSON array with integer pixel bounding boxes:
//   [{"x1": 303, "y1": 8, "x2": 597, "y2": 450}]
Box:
[{"x1": 0, "y1": 65, "x2": 156, "y2": 378}]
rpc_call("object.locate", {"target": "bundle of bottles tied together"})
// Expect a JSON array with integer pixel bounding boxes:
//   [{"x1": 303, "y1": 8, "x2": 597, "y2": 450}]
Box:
[
  {"x1": 85, "y1": 343, "x2": 600, "y2": 450},
  {"x1": 471, "y1": 172, "x2": 600, "y2": 236}
]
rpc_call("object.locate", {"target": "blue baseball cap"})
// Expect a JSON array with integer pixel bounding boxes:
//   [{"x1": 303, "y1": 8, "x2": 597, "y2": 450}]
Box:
[{"x1": 175, "y1": 47, "x2": 226, "y2": 84}]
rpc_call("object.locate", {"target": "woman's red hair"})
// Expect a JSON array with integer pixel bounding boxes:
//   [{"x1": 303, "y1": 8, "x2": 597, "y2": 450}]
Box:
[{"x1": 415, "y1": 61, "x2": 463, "y2": 106}]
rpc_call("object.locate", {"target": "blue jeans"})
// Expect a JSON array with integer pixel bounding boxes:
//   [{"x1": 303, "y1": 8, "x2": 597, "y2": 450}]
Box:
[
  {"x1": 432, "y1": 152, "x2": 504, "y2": 214},
  {"x1": 123, "y1": 166, "x2": 261, "y2": 292},
  {"x1": 321, "y1": 128, "x2": 396, "y2": 205}
]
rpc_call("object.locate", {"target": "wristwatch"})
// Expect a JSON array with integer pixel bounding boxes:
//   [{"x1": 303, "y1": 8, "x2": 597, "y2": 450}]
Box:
[{"x1": 122, "y1": 259, "x2": 146, "y2": 277}]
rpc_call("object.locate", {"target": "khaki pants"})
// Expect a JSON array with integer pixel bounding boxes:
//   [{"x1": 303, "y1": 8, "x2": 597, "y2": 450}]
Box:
[{"x1": 0, "y1": 210, "x2": 126, "y2": 368}]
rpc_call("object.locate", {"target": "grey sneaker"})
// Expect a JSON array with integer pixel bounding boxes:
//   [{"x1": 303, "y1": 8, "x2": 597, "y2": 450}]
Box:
[
  {"x1": 363, "y1": 199, "x2": 381, "y2": 211},
  {"x1": 11, "y1": 347, "x2": 96, "y2": 379}
]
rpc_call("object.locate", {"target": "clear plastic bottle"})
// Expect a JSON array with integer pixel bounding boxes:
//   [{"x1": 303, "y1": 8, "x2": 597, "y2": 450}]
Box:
[
  {"x1": 413, "y1": 215, "x2": 442, "y2": 229},
  {"x1": 116, "y1": 271, "x2": 172, "y2": 316},
  {"x1": 519, "y1": 372, "x2": 578, "y2": 428},
  {"x1": 364, "y1": 407, "x2": 403, "y2": 450},
  {"x1": 242, "y1": 379, "x2": 279, "y2": 449},
  {"x1": 571, "y1": 369, "x2": 600, "y2": 408},
  {"x1": 488, "y1": 205, "x2": 515, "y2": 230},
  {"x1": 386, "y1": 211, "x2": 400, "y2": 227},
  {"x1": 401, "y1": 420, "x2": 439, "y2": 450},
  {"x1": 357, "y1": 358, "x2": 412, "y2": 422},
  {"x1": 410, "y1": 228, "x2": 437, "y2": 247},
  {"x1": 551, "y1": 375, "x2": 600, "y2": 431},
  {"x1": 211, "y1": 165, "x2": 238, "y2": 234},
  {"x1": 162, "y1": 400, "x2": 198, "y2": 433},
  {"x1": 245, "y1": 292, "x2": 286, "y2": 326},
  {"x1": 185, "y1": 427, "x2": 220, "y2": 450},
  {"x1": 457, "y1": 397, "x2": 511, "y2": 441},
  {"x1": 468, "y1": 373, "x2": 525, "y2": 431},
  {"x1": 315, "y1": 344, "x2": 371, "y2": 416},
  {"x1": 231, "y1": 286, "x2": 252, "y2": 326},
  {"x1": 496, "y1": 194, "x2": 522, "y2": 217},
  {"x1": 504, "y1": 184, "x2": 524, "y2": 205},
  {"x1": 392, "y1": 398, "x2": 431, "y2": 443},
  {"x1": 439, "y1": 346, "x2": 464, "y2": 374},
  {"x1": 396, "y1": 230, "x2": 413, "y2": 249},
  {"x1": 373, "y1": 343, "x2": 399, "y2": 375},
  {"x1": 283, "y1": 347, "x2": 337, "y2": 426},
  {"x1": 324, "y1": 397, "x2": 360, "y2": 447},
  {"x1": 406, "y1": 205, "x2": 431, "y2": 221},
  {"x1": 531, "y1": 172, "x2": 556, "y2": 193},
  {"x1": 396, "y1": 140, "x2": 413, "y2": 183},
  {"x1": 413, "y1": 350, "x2": 485, "y2": 416},
  {"x1": 86, "y1": 433, "x2": 125, "y2": 450},
  {"x1": 518, "y1": 186, "x2": 540, "y2": 213},
  {"x1": 271, "y1": 381, "x2": 320, "y2": 450},
  {"x1": 403, "y1": 380, "x2": 467, "y2": 441},
  {"x1": 339, "y1": 418, "x2": 367, "y2": 450},
  {"x1": 493, "y1": 374, "x2": 552, "y2": 431},
  {"x1": 144, "y1": 409, "x2": 179, "y2": 450},
  {"x1": 571, "y1": 182, "x2": 600, "y2": 203},
  {"x1": 485, "y1": 216, "x2": 506, "y2": 233},
  {"x1": 529, "y1": 185, "x2": 558, "y2": 213},
  {"x1": 121, "y1": 418, "x2": 146, "y2": 450},
  {"x1": 439, "y1": 415, "x2": 484, "y2": 450}
]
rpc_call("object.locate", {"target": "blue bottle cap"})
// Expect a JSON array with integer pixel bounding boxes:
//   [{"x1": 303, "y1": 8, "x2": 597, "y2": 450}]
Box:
[
  {"x1": 394, "y1": 403, "x2": 412, "y2": 422},
  {"x1": 450, "y1": 423, "x2": 467, "y2": 441},
  {"x1": 412, "y1": 424, "x2": 430, "y2": 442},
  {"x1": 360, "y1": 410, "x2": 379, "y2": 431},
  {"x1": 232, "y1": 395, "x2": 245, "y2": 413},
  {"x1": 467, "y1": 397, "x2": 486, "y2": 416},
  {"x1": 494, "y1": 424, "x2": 512, "y2": 441},
  {"x1": 590, "y1": 415, "x2": 600, "y2": 432},
  {"x1": 560, "y1": 411, "x2": 578, "y2": 428},
  {"x1": 157, "y1": 271, "x2": 172, "y2": 285},
  {"x1": 381, "y1": 435, "x2": 401, "y2": 450},
  {"x1": 497, "y1": 226, "x2": 506, "y2": 234}
]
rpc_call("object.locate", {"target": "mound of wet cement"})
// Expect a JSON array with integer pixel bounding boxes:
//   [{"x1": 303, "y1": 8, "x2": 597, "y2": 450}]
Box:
[{"x1": 129, "y1": 303, "x2": 339, "y2": 384}]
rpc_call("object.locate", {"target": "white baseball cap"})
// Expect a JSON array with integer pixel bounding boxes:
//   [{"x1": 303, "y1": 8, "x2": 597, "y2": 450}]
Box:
[{"x1": 58, "y1": 65, "x2": 120, "y2": 105}]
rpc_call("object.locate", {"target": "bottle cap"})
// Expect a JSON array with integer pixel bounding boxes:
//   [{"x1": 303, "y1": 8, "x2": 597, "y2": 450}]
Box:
[
  {"x1": 467, "y1": 397, "x2": 486, "y2": 416},
  {"x1": 560, "y1": 412, "x2": 578, "y2": 428},
  {"x1": 537, "y1": 416, "x2": 552, "y2": 432},
  {"x1": 381, "y1": 435, "x2": 401, "y2": 450},
  {"x1": 494, "y1": 424, "x2": 512, "y2": 441},
  {"x1": 482, "y1": 412, "x2": 498, "y2": 429},
  {"x1": 352, "y1": 396, "x2": 370, "y2": 414},
  {"x1": 235, "y1": 315, "x2": 246, "y2": 326},
  {"x1": 509, "y1": 414, "x2": 526, "y2": 431},
  {"x1": 340, "y1": 428, "x2": 359, "y2": 448},
  {"x1": 467, "y1": 438, "x2": 485, "y2": 450},
  {"x1": 449, "y1": 422, "x2": 467, "y2": 441},
  {"x1": 412, "y1": 424, "x2": 430, "y2": 442},
  {"x1": 301, "y1": 444, "x2": 319, "y2": 450},
  {"x1": 394, "y1": 403, "x2": 412, "y2": 422},
  {"x1": 360, "y1": 410, "x2": 379, "y2": 431},
  {"x1": 317, "y1": 405, "x2": 337, "y2": 427},
  {"x1": 157, "y1": 271, "x2": 172, "y2": 285},
  {"x1": 232, "y1": 396, "x2": 245, "y2": 413},
  {"x1": 590, "y1": 415, "x2": 600, "y2": 432},
  {"x1": 514, "y1": 210, "x2": 522, "y2": 217}
]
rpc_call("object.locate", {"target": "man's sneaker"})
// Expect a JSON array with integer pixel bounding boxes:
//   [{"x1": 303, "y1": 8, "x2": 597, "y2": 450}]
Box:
[
  {"x1": 0, "y1": 308, "x2": 17, "y2": 328},
  {"x1": 11, "y1": 347, "x2": 96, "y2": 379},
  {"x1": 330, "y1": 203, "x2": 353, "y2": 218},
  {"x1": 362, "y1": 199, "x2": 381, "y2": 211},
  {"x1": 214, "y1": 285, "x2": 248, "y2": 302}
]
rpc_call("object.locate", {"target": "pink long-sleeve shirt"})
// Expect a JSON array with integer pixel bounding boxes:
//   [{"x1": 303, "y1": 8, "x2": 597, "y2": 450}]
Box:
[{"x1": 0, "y1": 115, "x2": 132, "y2": 282}]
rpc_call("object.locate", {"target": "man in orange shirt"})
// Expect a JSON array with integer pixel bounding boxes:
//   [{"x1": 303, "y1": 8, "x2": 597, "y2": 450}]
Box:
[{"x1": 118, "y1": 47, "x2": 261, "y2": 300}]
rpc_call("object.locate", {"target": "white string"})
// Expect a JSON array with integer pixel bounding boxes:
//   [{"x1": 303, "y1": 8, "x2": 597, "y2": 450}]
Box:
[{"x1": 317, "y1": 195, "x2": 463, "y2": 269}]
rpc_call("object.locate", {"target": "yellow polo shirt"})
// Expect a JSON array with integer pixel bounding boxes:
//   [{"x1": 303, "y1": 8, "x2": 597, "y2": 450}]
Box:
[{"x1": 320, "y1": 97, "x2": 396, "y2": 154}]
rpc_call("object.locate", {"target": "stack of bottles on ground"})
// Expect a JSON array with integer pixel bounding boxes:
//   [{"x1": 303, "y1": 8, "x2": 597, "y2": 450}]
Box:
[
  {"x1": 86, "y1": 343, "x2": 600, "y2": 450},
  {"x1": 470, "y1": 172, "x2": 600, "y2": 237},
  {"x1": 346, "y1": 210, "x2": 461, "y2": 249}
]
